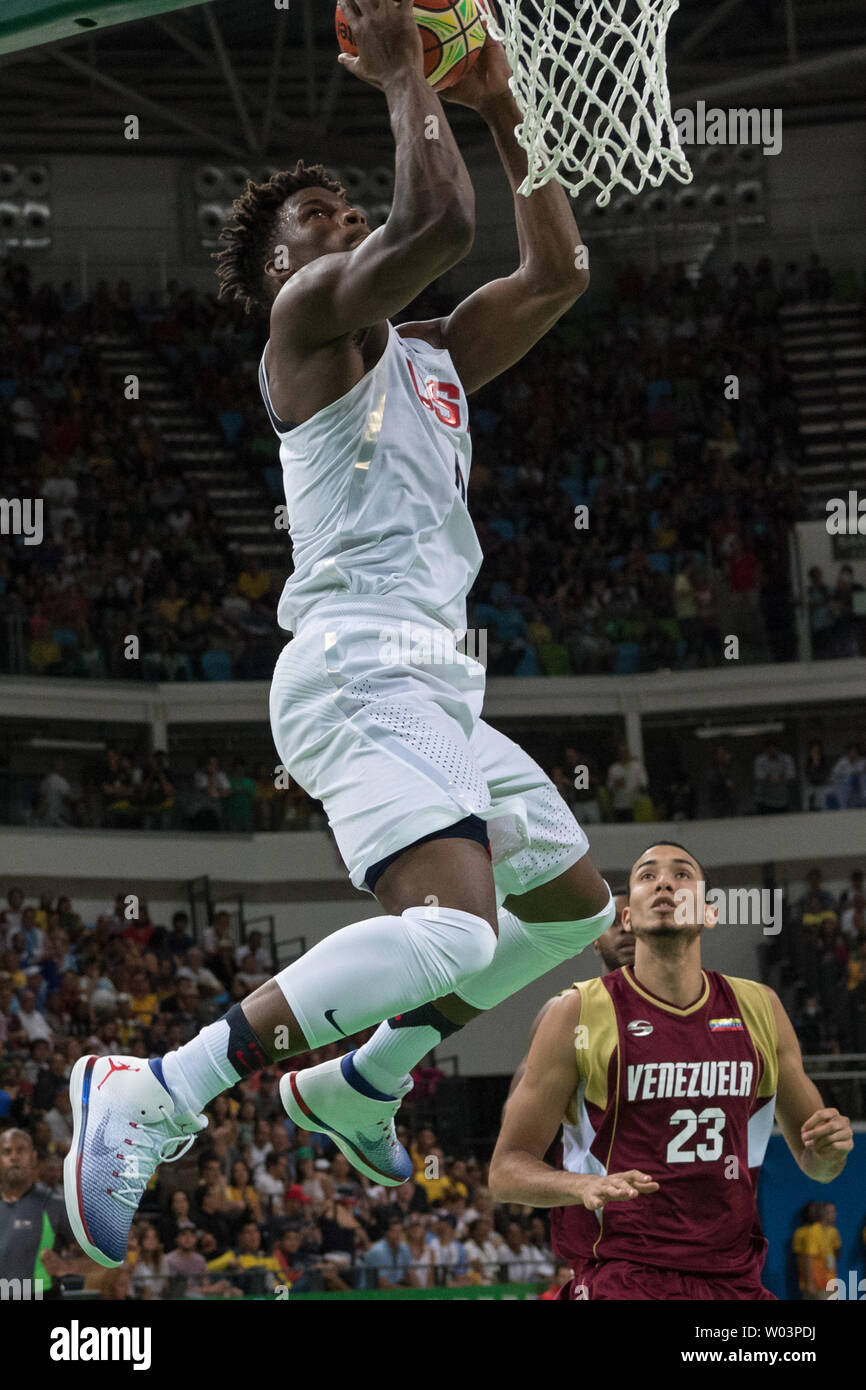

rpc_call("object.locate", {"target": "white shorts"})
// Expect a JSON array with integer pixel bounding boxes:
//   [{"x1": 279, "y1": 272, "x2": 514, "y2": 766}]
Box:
[{"x1": 269, "y1": 599, "x2": 589, "y2": 898}]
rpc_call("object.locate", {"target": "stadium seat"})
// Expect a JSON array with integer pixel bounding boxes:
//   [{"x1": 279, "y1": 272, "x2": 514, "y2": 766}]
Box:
[
  {"x1": 489, "y1": 518, "x2": 515, "y2": 541},
  {"x1": 201, "y1": 650, "x2": 233, "y2": 681},
  {"x1": 539, "y1": 642, "x2": 570, "y2": 675},
  {"x1": 614, "y1": 642, "x2": 640, "y2": 674},
  {"x1": 831, "y1": 268, "x2": 858, "y2": 303},
  {"x1": 263, "y1": 466, "x2": 283, "y2": 499},
  {"x1": 0, "y1": 378, "x2": 16, "y2": 402},
  {"x1": 648, "y1": 552, "x2": 671, "y2": 574},
  {"x1": 218, "y1": 410, "x2": 244, "y2": 444},
  {"x1": 558, "y1": 477, "x2": 585, "y2": 505},
  {"x1": 52, "y1": 628, "x2": 79, "y2": 647},
  {"x1": 513, "y1": 647, "x2": 540, "y2": 676},
  {"x1": 608, "y1": 554, "x2": 625, "y2": 572}
]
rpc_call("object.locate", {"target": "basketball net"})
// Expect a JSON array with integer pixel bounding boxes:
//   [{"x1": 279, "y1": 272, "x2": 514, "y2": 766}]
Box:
[{"x1": 480, "y1": 0, "x2": 693, "y2": 205}]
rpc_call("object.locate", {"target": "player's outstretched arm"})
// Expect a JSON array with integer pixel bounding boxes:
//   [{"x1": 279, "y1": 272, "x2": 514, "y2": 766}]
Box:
[
  {"x1": 405, "y1": 19, "x2": 588, "y2": 395},
  {"x1": 272, "y1": 0, "x2": 474, "y2": 352},
  {"x1": 490, "y1": 992, "x2": 658, "y2": 1209},
  {"x1": 767, "y1": 987, "x2": 853, "y2": 1183}
]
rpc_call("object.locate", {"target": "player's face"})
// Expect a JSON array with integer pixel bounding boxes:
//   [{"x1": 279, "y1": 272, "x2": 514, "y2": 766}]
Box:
[
  {"x1": 271, "y1": 187, "x2": 369, "y2": 281},
  {"x1": 593, "y1": 895, "x2": 633, "y2": 969},
  {"x1": 624, "y1": 845, "x2": 713, "y2": 940},
  {"x1": 0, "y1": 1132, "x2": 36, "y2": 1187}
]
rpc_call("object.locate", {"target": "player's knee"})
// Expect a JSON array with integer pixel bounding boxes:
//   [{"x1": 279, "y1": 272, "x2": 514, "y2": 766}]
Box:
[
  {"x1": 520, "y1": 889, "x2": 616, "y2": 965},
  {"x1": 401, "y1": 904, "x2": 497, "y2": 990}
]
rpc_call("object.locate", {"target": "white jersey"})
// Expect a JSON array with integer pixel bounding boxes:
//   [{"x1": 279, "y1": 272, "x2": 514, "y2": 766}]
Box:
[{"x1": 258, "y1": 320, "x2": 482, "y2": 634}]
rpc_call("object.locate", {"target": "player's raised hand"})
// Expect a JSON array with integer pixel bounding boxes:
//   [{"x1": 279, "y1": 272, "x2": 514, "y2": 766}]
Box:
[
  {"x1": 574, "y1": 1170, "x2": 659, "y2": 1211},
  {"x1": 440, "y1": 8, "x2": 512, "y2": 112},
  {"x1": 801, "y1": 1107, "x2": 853, "y2": 1160},
  {"x1": 338, "y1": 0, "x2": 425, "y2": 91}
]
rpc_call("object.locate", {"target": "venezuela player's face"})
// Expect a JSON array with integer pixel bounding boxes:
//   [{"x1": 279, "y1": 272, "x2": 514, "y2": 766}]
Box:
[{"x1": 624, "y1": 844, "x2": 711, "y2": 938}]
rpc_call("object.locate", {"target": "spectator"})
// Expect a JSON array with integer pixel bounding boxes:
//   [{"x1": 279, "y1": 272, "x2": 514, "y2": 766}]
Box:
[
  {"x1": 463, "y1": 1215, "x2": 504, "y2": 1285},
  {"x1": 806, "y1": 567, "x2": 835, "y2": 659},
  {"x1": 499, "y1": 1221, "x2": 547, "y2": 1283},
  {"x1": 540, "y1": 1262, "x2": 574, "y2": 1299},
  {"x1": 405, "y1": 1217, "x2": 436, "y2": 1288},
  {"x1": 706, "y1": 744, "x2": 737, "y2": 817},
  {"x1": 130, "y1": 1225, "x2": 170, "y2": 1299},
  {"x1": 830, "y1": 743, "x2": 865, "y2": 811},
  {"x1": 605, "y1": 741, "x2": 650, "y2": 823},
  {"x1": 206, "y1": 1220, "x2": 284, "y2": 1294},
  {"x1": 37, "y1": 757, "x2": 74, "y2": 827},
  {"x1": 189, "y1": 754, "x2": 230, "y2": 830},
  {"x1": 164, "y1": 1227, "x2": 238, "y2": 1299},
  {"x1": 16, "y1": 989, "x2": 53, "y2": 1043},
  {"x1": 803, "y1": 740, "x2": 832, "y2": 812},
  {"x1": 43, "y1": 1086, "x2": 74, "y2": 1149},
  {"x1": 225, "y1": 760, "x2": 256, "y2": 832},
  {"x1": 362, "y1": 1217, "x2": 413, "y2": 1291},
  {"x1": 427, "y1": 1213, "x2": 469, "y2": 1286},
  {"x1": 753, "y1": 740, "x2": 796, "y2": 813},
  {"x1": 165, "y1": 911, "x2": 194, "y2": 959}
]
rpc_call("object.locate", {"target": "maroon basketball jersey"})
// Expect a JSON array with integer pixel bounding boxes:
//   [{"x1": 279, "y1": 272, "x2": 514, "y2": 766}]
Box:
[{"x1": 550, "y1": 966, "x2": 778, "y2": 1274}]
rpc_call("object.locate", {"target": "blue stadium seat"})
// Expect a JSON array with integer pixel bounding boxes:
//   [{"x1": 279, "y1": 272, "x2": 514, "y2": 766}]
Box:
[
  {"x1": 263, "y1": 465, "x2": 283, "y2": 499},
  {"x1": 647, "y1": 379, "x2": 672, "y2": 411},
  {"x1": 219, "y1": 410, "x2": 244, "y2": 444},
  {"x1": 559, "y1": 478, "x2": 586, "y2": 505},
  {"x1": 513, "y1": 647, "x2": 540, "y2": 676},
  {"x1": 201, "y1": 650, "x2": 233, "y2": 681},
  {"x1": 608, "y1": 554, "x2": 625, "y2": 572},
  {"x1": 614, "y1": 642, "x2": 640, "y2": 675},
  {"x1": 52, "y1": 628, "x2": 79, "y2": 647},
  {"x1": 0, "y1": 378, "x2": 16, "y2": 402},
  {"x1": 539, "y1": 642, "x2": 570, "y2": 675},
  {"x1": 648, "y1": 551, "x2": 671, "y2": 574},
  {"x1": 489, "y1": 518, "x2": 515, "y2": 541}
]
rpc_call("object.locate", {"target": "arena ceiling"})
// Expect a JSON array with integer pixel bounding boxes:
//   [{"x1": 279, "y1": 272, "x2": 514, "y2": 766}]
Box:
[{"x1": 0, "y1": 0, "x2": 864, "y2": 161}]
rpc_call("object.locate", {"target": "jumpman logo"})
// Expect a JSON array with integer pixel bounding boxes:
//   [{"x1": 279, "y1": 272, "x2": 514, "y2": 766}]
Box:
[{"x1": 97, "y1": 1058, "x2": 140, "y2": 1090}]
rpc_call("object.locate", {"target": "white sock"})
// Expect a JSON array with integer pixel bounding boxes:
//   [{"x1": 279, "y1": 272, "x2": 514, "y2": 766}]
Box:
[
  {"x1": 160, "y1": 1018, "x2": 240, "y2": 1115},
  {"x1": 353, "y1": 1007, "x2": 451, "y2": 1098}
]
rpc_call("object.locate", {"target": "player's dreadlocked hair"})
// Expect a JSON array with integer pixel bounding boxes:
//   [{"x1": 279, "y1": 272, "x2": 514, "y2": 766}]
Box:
[{"x1": 212, "y1": 160, "x2": 346, "y2": 316}]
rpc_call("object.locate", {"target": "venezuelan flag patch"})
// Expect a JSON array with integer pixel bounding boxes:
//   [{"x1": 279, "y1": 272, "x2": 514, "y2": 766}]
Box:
[{"x1": 709, "y1": 1017, "x2": 744, "y2": 1031}]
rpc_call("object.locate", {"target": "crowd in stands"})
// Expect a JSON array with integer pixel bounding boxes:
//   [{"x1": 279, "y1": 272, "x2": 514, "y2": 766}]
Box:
[
  {"x1": 23, "y1": 746, "x2": 324, "y2": 833},
  {"x1": 1, "y1": 870, "x2": 862, "y2": 1298},
  {"x1": 3, "y1": 251, "x2": 862, "y2": 685},
  {"x1": 545, "y1": 733, "x2": 866, "y2": 827},
  {"x1": 783, "y1": 867, "x2": 866, "y2": 1055},
  {"x1": 9, "y1": 724, "x2": 865, "y2": 832},
  {"x1": 0, "y1": 883, "x2": 564, "y2": 1297}
]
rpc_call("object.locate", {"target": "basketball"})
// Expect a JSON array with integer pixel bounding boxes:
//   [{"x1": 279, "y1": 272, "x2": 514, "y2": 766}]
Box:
[{"x1": 335, "y1": 0, "x2": 487, "y2": 91}]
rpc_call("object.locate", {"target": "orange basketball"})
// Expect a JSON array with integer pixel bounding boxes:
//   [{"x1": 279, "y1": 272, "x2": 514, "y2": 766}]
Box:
[{"x1": 335, "y1": 0, "x2": 487, "y2": 92}]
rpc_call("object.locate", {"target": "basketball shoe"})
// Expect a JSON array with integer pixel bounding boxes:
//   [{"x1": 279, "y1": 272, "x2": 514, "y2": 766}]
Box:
[
  {"x1": 280, "y1": 1052, "x2": 412, "y2": 1186},
  {"x1": 64, "y1": 1054, "x2": 207, "y2": 1267}
]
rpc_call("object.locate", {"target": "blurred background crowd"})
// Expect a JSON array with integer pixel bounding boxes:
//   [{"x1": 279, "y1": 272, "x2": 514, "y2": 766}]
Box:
[{"x1": 2, "y1": 252, "x2": 863, "y2": 687}]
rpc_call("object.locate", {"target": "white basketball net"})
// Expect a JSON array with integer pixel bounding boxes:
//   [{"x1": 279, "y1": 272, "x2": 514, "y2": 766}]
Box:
[{"x1": 482, "y1": 0, "x2": 693, "y2": 205}]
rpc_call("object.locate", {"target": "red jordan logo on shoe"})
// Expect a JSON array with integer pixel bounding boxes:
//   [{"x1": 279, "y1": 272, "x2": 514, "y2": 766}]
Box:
[{"x1": 97, "y1": 1058, "x2": 140, "y2": 1090}]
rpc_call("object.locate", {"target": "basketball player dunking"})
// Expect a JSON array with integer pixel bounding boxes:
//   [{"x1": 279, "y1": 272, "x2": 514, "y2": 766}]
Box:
[
  {"x1": 490, "y1": 843, "x2": 853, "y2": 1300},
  {"x1": 65, "y1": 0, "x2": 620, "y2": 1267}
]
